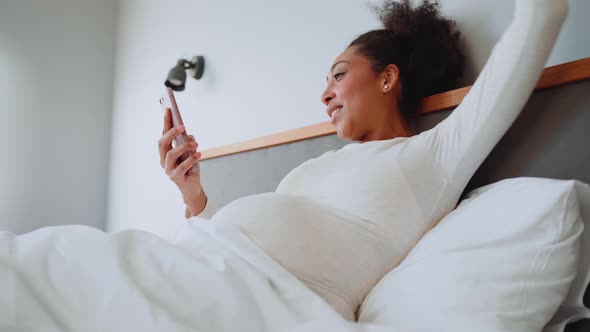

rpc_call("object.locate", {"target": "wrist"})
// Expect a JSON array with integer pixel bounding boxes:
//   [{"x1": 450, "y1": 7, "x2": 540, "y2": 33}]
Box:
[{"x1": 185, "y1": 190, "x2": 207, "y2": 217}]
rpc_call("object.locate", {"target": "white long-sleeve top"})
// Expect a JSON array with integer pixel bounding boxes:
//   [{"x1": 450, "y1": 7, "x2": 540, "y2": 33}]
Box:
[{"x1": 185, "y1": 0, "x2": 568, "y2": 321}]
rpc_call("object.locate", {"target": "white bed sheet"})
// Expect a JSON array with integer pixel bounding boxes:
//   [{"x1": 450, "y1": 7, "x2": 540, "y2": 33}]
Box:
[
  {"x1": 0, "y1": 221, "x2": 342, "y2": 331},
  {"x1": 1, "y1": 179, "x2": 587, "y2": 332}
]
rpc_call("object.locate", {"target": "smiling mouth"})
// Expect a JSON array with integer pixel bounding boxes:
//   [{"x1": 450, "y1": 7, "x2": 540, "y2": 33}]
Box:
[{"x1": 328, "y1": 105, "x2": 342, "y2": 118}]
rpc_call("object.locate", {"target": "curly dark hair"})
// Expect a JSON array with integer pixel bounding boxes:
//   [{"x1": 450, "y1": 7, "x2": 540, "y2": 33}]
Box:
[{"x1": 349, "y1": 0, "x2": 465, "y2": 116}]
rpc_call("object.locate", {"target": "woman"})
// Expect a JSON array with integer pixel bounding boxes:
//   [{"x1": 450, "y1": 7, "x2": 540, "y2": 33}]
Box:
[{"x1": 159, "y1": 0, "x2": 568, "y2": 321}]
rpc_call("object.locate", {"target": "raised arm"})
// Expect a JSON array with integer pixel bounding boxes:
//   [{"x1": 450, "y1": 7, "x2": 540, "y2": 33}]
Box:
[{"x1": 415, "y1": 0, "x2": 568, "y2": 189}]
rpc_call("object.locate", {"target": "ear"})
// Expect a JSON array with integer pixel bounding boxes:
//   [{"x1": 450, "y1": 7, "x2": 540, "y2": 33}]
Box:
[{"x1": 381, "y1": 64, "x2": 400, "y2": 93}]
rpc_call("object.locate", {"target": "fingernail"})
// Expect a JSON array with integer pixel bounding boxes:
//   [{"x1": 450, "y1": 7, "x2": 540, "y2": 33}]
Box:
[{"x1": 177, "y1": 125, "x2": 185, "y2": 132}]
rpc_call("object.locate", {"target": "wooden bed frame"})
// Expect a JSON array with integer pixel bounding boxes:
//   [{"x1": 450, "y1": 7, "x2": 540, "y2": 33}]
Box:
[{"x1": 200, "y1": 57, "x2": 590, "y2": 161}]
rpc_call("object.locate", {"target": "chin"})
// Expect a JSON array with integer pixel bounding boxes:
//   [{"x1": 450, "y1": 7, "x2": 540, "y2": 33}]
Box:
[{"x1": 336, "y1": 126, "x2": 353, "y2": 141}]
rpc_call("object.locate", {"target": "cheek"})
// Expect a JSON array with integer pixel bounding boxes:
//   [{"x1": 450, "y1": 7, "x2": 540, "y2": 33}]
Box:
[
  {"x1": 338, "y1": 82, "x2": 361, "y2": 111},
  {"x1": 340, "y1": 85, "x2": 370, "y2": 119}
]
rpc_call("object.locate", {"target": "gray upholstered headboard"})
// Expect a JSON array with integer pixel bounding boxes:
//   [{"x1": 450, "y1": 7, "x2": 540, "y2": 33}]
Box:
[{"x1": 198, "y1": 78, "x2": 589, "y2": 330}]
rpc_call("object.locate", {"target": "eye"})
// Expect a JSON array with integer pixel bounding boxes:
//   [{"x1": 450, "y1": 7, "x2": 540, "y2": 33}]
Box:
[{"x1": 334, "y1": 72, "x2": 346, "y2": 81}]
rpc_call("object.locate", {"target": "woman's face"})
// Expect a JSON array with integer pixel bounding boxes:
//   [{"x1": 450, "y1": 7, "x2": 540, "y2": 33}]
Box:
[{"x1": 321, "y1": 46, "x2": 388, "y2": 142}]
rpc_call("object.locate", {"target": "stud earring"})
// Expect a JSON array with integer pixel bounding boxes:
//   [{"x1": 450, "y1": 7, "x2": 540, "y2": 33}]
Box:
[{"x1": 384, "y1": 85, "x2": 389, "y2": 89}]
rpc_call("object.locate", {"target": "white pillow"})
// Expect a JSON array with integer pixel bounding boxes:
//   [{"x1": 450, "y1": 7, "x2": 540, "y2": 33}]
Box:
[
  {"x1": 357, "y1": 177, "x2": 587, "y2": 332},
  {"x1": 546, "y1": 181, "x2": 590, "y2": 332}
]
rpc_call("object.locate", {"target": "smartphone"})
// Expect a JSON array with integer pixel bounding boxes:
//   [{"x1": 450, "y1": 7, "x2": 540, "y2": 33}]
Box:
[{"x1": 160, "y1": 87, "x2": 200, "y2": 174}]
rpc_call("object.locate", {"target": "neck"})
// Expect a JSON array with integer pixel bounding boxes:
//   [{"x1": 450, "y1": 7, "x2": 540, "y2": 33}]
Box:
[{"x1": 360, "y1": 105, "x2": 411, "y2": 143}]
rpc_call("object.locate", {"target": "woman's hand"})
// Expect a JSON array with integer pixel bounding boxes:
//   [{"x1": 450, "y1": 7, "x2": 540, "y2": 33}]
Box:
[{"x1": 158, "y1": 107, "x2": 204, "y2": 204}]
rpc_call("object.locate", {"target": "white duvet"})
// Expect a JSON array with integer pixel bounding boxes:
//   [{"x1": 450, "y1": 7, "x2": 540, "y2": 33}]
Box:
[{"x1": 0, "y1": 220, "x2": 399, "y2": 332}]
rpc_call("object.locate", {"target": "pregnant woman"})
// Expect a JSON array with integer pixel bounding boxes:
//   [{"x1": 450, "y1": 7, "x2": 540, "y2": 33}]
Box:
[
  {"x1": 0, "y1": 0, "x2": 569, "y2": 329},
  {"x1": 160, "y1": 0, "x2": 569, "y2": 321}
]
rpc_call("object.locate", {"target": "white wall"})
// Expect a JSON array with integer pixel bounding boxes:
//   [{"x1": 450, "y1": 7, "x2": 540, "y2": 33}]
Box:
[
  {"x1": 107, "y1": 0, "x2": 589, "y2": 236},
  {"x1": 437, "y1": 0, "x2": 588, "y2": 83},
  {"x1": 0, "y1": 0, "x2": 118, "y2": 234}
]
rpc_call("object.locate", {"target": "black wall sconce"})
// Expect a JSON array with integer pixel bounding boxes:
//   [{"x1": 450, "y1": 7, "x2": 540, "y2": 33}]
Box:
[{"x1": 164, "y1": 55, "x2": 205, "y2": 91}]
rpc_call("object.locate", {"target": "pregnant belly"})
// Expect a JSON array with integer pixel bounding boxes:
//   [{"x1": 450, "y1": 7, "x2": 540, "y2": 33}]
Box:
[{"x1": 211, "y1": 192, "x2": 394, "y2": 320}]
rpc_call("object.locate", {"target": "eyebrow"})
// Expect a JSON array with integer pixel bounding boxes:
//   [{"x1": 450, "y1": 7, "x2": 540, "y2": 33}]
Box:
[{"x1": 326, "y1": 60, "x2": 351, "y2": 82}]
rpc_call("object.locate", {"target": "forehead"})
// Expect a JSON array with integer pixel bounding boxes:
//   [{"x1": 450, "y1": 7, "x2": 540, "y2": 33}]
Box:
[
  {"x1": 332, "y1": 46, "x2": 359, "y2": 67},
  {"x1": 325, "y1": 46, "x2": 371, "y2": 82}
]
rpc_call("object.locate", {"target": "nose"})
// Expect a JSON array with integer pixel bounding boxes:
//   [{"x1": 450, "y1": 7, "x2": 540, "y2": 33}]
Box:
[{"x1": 321, "y1": 86, "x2": 335, "y2": 106}]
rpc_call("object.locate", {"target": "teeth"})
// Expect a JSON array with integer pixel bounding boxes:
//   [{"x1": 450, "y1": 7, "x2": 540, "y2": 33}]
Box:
[{"x1": 331, "y1": 108, "x2": 341, "y2": 119}]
